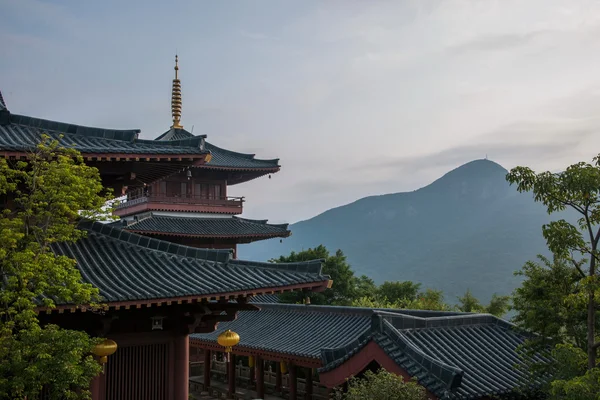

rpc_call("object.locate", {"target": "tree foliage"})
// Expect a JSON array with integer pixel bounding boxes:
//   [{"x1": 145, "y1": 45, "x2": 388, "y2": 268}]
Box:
[
  {"x1": 507, "y1": 158, "x2": 600, "y2": 371},
  {"x1": 351, "y1": 289, "x2": 452, "y2": 311},
  {"x1": 457, "y1": 289, "x2": 511, "y2": 317},
  {"x1": 0, "y1": 137, "x2": 111, "y2": 399},
  {"x1": 333, "y1": 369, "x2": 426, "y2": 400},
  {"x1": 272, "y1": 245, "x2": 363, "y2": 305},
  {"x1": 512, "y1": 256, "x2": 589, "y2": 352},
  {"x1": 273, "y1": 246, "x2": 508, "y2": 315},
  {"x1": 506, "y1": 157, "x2": 600, "y2": 398}
]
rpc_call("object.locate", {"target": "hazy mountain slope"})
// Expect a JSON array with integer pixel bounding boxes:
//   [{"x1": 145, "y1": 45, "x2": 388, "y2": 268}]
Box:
[{"x1": 239, "y1": 159, "x2": 570, "y2": 302}]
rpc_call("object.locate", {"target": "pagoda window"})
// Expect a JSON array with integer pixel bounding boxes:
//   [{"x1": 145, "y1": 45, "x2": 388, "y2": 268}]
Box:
[
  {"x1": 158, "y1": 181, "x2": 167, "y2": 196},
  {"x1": 212, "y1": 184, "x2": 221, "y2": 200},
  {"x1": 195, "y1": 183, "x2": 210, "y2": 199},
  {"x1": 166, "y1": 181, "x2": 187, "y2": 197},
  {"x1": 180, "y1": 182, "x2": 189, "y2": 198}
]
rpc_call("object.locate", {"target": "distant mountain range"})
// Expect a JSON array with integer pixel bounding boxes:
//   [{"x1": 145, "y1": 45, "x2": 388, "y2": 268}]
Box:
[{"x1": 239, "y1": 159, "x2": 572, "y2": 303}]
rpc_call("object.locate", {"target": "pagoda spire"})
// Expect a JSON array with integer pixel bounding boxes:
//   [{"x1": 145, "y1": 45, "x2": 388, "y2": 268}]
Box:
[{"x1": 171, "y1": 55, "x2": 183, "y2": 129}]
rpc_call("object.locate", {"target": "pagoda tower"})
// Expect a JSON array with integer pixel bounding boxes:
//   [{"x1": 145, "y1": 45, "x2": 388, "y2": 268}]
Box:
[
  {"x1": 0, "y1": 83, "x2": 330, "y2": 400},
  {"x1": 113, "y1": 56, "x2": 290, "y2": 257}
]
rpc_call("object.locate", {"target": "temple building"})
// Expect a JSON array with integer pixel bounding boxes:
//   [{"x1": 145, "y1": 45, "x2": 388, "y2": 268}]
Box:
[
  {"x1": 112, "y1": 56, "x2": 290, "y2": 258},
  {"x1": 0, "y1": 59, "x2": 330, "y2": 400},
  {"x1": 190, "y1": 303, "x2": 547, "y2": 400}
]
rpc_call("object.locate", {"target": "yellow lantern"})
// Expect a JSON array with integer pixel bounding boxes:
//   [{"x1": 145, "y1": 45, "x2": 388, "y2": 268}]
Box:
[
  {"x1": 217, "y1": 329, "x2": 240, "y2": 362},
  {"x1": 280, "y1": 361, "x2": 287, "y2": 374},
  {"x1": 248, "y1": 356, "x2": 255, "y2": 368},
  {"x1": 92, "y1": 339, "x2": 118, "y2": 373}
]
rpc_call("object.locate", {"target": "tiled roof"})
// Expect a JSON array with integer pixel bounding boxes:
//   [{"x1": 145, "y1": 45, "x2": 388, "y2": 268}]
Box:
[
  {"x1": 249, "y1": 294, "x2": 281, "y2": 303},
  {"x1": 0, "y1": 90, "x2": 6, "y2": 111},
  {"x1": 191, "y1": 303, "x2": 372, "y2": 359},
  {"x1": 154, "y1": 128, "x2": 279, "y2": 170},
  {"x1": 120, "y1": 213, "x2": 290, "y2": 239},
  {"x1": 155, "y1": 127, "x2": 195, "y2": 141},
  {"x1": 191, "y1": 304, "x2": 548, "y2": 399},
  {"x1": 0, "y1": 112, "x2": 207, "y2": 155},
  {"x1": 204, "y1": 142, "x2": 279, "y2": 170},
  {"x1": 50, "y1": 221, "x2": 329, "y2": 304}
]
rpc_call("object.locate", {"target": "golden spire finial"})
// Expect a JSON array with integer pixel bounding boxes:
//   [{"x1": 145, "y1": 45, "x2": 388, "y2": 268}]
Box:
[{"x1": 171, "y1": 54, "x2": 183, "y2": 129}]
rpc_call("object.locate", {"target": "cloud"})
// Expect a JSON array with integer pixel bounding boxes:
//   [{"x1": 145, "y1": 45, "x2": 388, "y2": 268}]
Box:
[
  {"x1": 447, "y1": 30, "x2": 553, "y2": 54},
  {"x1": 355, "y1": 116, "x2": 598, "y2": 173}
]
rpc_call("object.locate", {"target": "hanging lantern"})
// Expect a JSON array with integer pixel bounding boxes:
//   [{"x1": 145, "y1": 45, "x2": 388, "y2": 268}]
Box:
[
  {"x1": 248, "y1": 356, "x2": 255, "y2": 368},
  {"x1": 280, "y1": 361, "x2": 287, "y2": 374},
  {"x1": 92, "y1": 339, "x2": 118, "y2": 372},
  {"x1": 217, "y1": 329, "x2": 240, "y2": 362},
  {"x1": 186, "y1": 168, "x2": 192, "y2": 180}
]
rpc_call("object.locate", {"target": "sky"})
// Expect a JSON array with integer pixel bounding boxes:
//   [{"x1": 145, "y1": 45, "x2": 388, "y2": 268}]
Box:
[{"x1": 2, "y1": 0, "x2": 600, "y2": 223}]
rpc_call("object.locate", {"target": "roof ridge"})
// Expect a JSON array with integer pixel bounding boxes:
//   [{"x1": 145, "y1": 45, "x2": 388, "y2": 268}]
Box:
[
  {"x1": 137, "y1": 135, "x2": 207, "y2": 150},
  {"x1": 154, "y1": 127, "x2": 195, "y2": 141},
  {"x1": 232, "y1": 216, "x2": 289, "y2": 229},
  {"x1": 205, "y1": 141, "x2": 279, "y2": 164},
  {"x1": 381, "y1": 319, "x2": 464, "y2": 390},
  {"x1": 233, "y1": 216, "x2": 269, "y2": 224},
  {"x1": 10, "y1": 113, "x2": 140, "y2": 142},
  {"x1": 77, "y1": 220, "x2": 232, "y2": 263},
  {"x1": 230, "y1": 258, "x2": 325, "y2": 275},
  {"x1": 254, "y1": 302, "x2": 377, "y2": 317},
  {"x1": 379, "y1": 311, "x2": 512, "y2": 330},
  {"x1": 0, "y1": 90, "x2": 6, "y2": 111}
]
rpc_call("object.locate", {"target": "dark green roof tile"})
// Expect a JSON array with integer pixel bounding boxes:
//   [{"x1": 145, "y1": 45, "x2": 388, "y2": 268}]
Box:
[
  {"x1": 154, "y1": 128, "x2": 279, "y2": 170},
  {"x1": 204, "y1": 142, "x2": 279, "y2": 170},
  {"x1": 51, "y1": 221, "x2": 329, "y2": 303},
  {"x1": 0, "y1": 90, "x2": 6, "y2": 112},
  {"x1": 120, "y1": 214, "x2": 290, "y2": 239},
  {"x1": 192, "y1": 304, "x2": 548, "y2": 399},
  {"x1": 0, "y1": 113, "x2": 208, "y2": 155}
]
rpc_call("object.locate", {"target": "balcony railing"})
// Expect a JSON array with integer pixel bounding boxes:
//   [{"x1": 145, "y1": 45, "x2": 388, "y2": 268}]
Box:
[{"x1": 115, "y1": 188, "x2": 244, "y2": 210}]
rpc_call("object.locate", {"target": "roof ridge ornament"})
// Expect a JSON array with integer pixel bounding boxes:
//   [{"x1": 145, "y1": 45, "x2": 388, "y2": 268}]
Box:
[{"x1": 171, "y1": 55, "x2": 183, "y2": 129}]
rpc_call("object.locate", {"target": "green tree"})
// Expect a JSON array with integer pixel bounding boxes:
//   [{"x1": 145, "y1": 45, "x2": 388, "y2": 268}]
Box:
[
  {"x1": 548, "y1": 344, "x2": 600, "y2": 399},
  {"x1": 512, "y1": 256, "x2": 588, "y2": 352},
  {"x1": 0, "y1": 137, "x2": 110, "y2": 399},
  {"x1": 403, "y1": 289, "x2": 451, "y2": 311},
  {"x1": 457, "y1": 289, "x2": 511, "y2": 317},
  {"x1": 377, "y1": 281, "x2": 421, "y2": 304},
  {"x1": 333, "y1": 369, "x2": 426, "y2": 400},
  {"x1": 355, "y1": 275, "x2": 378, "y2": 300},
  {"x1": 272, "y1": 246, "x2": 359, "y2": 305},
  {"x1": 507, "y1": 158, "x2": 600, "y2": 370},
  {"x1": 486, "y1": 293, "x2": 512, "y2": 317},
  {"x1": 352, "y1": 289, "x2": 452, "y2": 311}
]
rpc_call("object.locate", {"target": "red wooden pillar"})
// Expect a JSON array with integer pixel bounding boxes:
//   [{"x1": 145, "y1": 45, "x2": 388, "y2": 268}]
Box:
[
  {"x1": 305, "y1": 367, "x2": 313, "y2": 400},
  {"x1": 249, "y1": 357, "x2": 255, "y2": 387},
  {"x1": 90, "y1": 373, "x2": 103, "y2": 400},
  {"x1": 173, "y1": 334, "x2": 189, "y2": 400},
  {"x1": 275, "y1": 362, "x2": 282, "y2": 393},
  {"x1": 228, "y1": 354, "x2": 236, "y2": 399},
  {"x1": 256, "y1": 356, "x2": 265, "y2": 399},
  {"x1": 203, "y1": 349, "x2": 211, "y2": 389},
  {"x1": 289, "y1": 363, "x2": 297, "y2": 400}
]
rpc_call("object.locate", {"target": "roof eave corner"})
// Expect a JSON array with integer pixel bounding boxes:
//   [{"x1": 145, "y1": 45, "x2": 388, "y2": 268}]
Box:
[{"x1": 0, "y1": 109, "x2": 10, "y2": 126}]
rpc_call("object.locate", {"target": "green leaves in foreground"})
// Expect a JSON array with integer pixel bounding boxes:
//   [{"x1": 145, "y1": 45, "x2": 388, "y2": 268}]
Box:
[
  {"x1": 0, "y1": 137, "x2": 111, "y2": 399},
  {"x1": 334, "y1": 369, "x2": 426, "y2": 400}
]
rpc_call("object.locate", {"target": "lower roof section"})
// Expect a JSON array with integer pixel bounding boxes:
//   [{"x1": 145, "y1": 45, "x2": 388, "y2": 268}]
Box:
[
  {"x1": 191, "y1": 303, "x2": 549, "y2": 399},
  {"x1": 49, "y1": 221, "x2": 329, "y2": 309},
  {"x1": 118, "y1": 213, "x2": 291, "y2": 241}
]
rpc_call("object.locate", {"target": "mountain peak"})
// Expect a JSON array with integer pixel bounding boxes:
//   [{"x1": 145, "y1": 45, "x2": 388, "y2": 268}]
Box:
[
  {"x1": 444, "y1": 158, "x2": 507, "y2": 178},
  {"x1": 241, "y1": 157, "x2": 556, "y2": 304},
  {"x1": 427, "y1": 159, "x2": 507, "y2": 186}
]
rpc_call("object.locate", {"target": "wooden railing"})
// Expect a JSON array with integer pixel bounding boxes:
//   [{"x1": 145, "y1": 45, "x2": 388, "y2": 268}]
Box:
[
  {"x1": 115, "y1": 189, "x2": 244, "y2": 210},
  {"x1": 190, "y1": 360, "x2": 330, "y2": 400}
]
